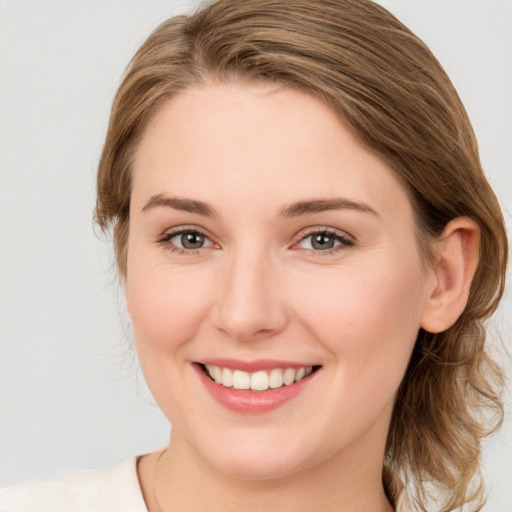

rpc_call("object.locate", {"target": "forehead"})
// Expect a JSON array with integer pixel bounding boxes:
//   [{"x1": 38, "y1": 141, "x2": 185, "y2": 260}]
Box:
[{"x1": 131, "y1": 81, "x2": 412, "y2": 222}]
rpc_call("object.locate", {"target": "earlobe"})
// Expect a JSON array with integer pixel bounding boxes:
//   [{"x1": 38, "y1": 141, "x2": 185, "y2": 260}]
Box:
[{"x1": 420, "y1": 217, "x2": 480, "y2": 334}]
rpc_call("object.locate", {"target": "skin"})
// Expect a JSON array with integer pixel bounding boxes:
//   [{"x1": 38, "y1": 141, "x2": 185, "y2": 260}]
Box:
[{"x1": 126, "y1": 81, "x2": 479, "y2": 511}]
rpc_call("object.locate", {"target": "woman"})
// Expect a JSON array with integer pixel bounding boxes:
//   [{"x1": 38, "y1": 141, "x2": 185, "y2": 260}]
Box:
[{"x1": 1, "y1": 1, "x2": 508, "y2": 511}]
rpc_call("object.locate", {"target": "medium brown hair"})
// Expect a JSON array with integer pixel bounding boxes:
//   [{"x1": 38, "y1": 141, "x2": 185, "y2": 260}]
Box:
[{"x1": 96, "y1": 1, "x2": 508, "y2": 510}]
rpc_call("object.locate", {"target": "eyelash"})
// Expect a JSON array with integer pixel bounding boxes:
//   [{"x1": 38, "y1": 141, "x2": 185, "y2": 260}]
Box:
[
  {"x1": 157, "y1": 227, "x2": 355, "y2": 256},
  {"x1": 157, "y1": 226, "x2": 215, "y2": 256},
  {"x1": 293, "y1": 228, "x2": 355, "y2": 256}
]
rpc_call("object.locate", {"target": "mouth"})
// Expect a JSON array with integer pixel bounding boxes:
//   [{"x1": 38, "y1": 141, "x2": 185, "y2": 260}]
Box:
[
  {"x1": 194, "y1": 359, "x2": 322, "y2": 413},
  {"x1": 198, "y1": 363, "x2": 320, "y2": 391}
]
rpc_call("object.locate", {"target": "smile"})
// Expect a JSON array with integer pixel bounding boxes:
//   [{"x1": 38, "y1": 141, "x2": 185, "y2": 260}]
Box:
[{"x1": 203, "y1": 364, "x2": 315, "y2": 391}]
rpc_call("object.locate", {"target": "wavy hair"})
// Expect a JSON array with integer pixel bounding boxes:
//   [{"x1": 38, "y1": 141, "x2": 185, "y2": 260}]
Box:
[{"x1": 95, "y1": 1, "x2": 508, "y2": 510}]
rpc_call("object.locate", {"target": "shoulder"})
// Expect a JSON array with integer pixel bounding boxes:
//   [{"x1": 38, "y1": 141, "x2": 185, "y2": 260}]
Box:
[{"x1": 0, "y1": 456, "x2": 148, "y2": 512}]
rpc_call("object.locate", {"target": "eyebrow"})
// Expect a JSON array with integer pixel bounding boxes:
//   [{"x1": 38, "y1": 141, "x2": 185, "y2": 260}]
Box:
[
  {"x1": 279, "y1": 198, "x2": 379, "y2": 218},
  {"x1": 141, "y1": 194, "x2": 378, "y2": 219},
  {"x1": 141, "y1": 194, "x2": 218, "y2": 218}
]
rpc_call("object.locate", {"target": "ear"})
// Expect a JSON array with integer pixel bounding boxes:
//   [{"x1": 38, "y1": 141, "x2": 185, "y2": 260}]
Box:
[{"x1": 420, "y1": 217, "x2": 480, "y2": 334}]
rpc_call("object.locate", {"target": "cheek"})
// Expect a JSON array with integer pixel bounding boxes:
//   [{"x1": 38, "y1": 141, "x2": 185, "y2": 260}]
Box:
[
  {"x1": 126, "y1": 256, "x2": 215, "y2": 357},
  {"x1": 292, "y1": 257, "x2": 425, "y2": 386},
  {"x1": 125, "y1": 259, "x2": 218, "y2": 422}
]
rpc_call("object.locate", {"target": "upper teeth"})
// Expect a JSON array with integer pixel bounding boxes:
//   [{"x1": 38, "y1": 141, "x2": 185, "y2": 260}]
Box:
[{"x1": 204, "y1": 365, "x2": 313, "y2": 391}]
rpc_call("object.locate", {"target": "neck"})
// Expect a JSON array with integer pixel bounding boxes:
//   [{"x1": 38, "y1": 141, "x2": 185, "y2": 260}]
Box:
[{"x1": 148, "y1": 431, "x2": 393, "y2": 512}]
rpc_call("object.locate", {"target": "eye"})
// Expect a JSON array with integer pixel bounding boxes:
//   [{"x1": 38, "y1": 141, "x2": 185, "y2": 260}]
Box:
[
  {"x1": 296, "y1": 229, "x2": 354, "y2": 252},
  {"x1": 160, "y1": 229, "x2": 215, "y2": 252}
]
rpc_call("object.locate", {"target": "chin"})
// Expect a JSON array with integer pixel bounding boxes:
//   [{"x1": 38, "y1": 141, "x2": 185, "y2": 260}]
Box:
[
  {"x1": 197, "y1": 431, "x2": 316, "y2": 481},
  {"x1": 214, "y1": 454, "x2": 303, "y2": 481}
]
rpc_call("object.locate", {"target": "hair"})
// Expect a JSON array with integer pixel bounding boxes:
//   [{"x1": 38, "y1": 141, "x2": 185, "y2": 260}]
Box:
[{"x1": 95, "y1": 1, "x2": 508, "y2": 510}]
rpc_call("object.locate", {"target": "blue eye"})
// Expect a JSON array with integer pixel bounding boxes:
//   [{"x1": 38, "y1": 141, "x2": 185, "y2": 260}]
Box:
[
  {"x1": 161, "y1": 229, "x2": 214, "y2": 251},
  {"x1": 298, "y1": 230, "x2": 353, "y2": 251}
]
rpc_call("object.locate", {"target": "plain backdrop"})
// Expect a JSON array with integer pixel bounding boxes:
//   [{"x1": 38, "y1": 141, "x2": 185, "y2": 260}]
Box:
[{"x1": 1, "y1": 1, "x2": 511, "y2": 510}]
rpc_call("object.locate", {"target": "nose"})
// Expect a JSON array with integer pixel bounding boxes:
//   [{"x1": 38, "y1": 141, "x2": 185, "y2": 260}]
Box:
[{"x1": 211, "y1": 249, "x2": 289, "y2": 342}]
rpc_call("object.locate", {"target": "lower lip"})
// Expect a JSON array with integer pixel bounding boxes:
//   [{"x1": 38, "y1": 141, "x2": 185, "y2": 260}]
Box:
[{"x1": 195, "y1": 365, "x2": 317, "y2": 413}]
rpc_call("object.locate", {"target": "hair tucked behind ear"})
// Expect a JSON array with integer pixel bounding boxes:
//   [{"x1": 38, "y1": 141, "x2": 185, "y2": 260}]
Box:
[{"x1": 96, "y1": 1, "x2": 508, "y2": 509}]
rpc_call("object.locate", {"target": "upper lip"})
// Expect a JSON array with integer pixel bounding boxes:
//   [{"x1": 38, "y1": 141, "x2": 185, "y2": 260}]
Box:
[{"x1": 198, "y1": 358, "x2": 319, "y2": 372}]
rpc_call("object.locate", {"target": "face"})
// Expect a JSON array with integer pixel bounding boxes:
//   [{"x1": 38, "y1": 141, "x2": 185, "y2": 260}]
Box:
[{"x1": 127, "y1": 81, "x2": 434, "y2": 480}]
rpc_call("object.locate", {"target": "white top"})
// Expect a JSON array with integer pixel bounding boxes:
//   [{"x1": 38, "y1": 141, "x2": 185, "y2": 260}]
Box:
[
  {"x1": 0, "y1": 456, "x2": 412, "y2": 511},
  {"x1": 0, "y1": 456, "x2": 147, "y2": 512}
]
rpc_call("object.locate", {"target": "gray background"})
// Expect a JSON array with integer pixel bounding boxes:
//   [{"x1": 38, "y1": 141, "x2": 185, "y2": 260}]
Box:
[{"x1": 1, "y1": 1, "x2": 511, "y2": 510}]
